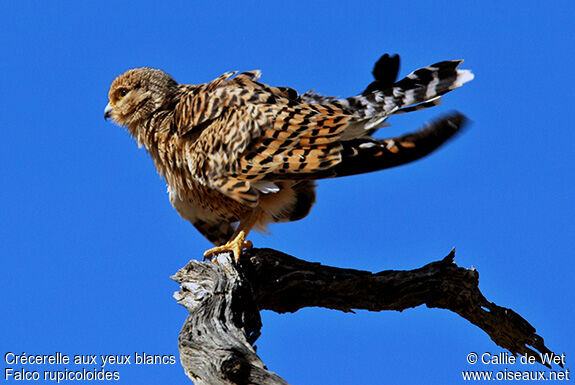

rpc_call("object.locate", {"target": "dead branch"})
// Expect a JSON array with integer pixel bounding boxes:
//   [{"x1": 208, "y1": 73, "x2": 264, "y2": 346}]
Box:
[{"x1": 172, "y1": 248, "x2": 557, "y2": 384}]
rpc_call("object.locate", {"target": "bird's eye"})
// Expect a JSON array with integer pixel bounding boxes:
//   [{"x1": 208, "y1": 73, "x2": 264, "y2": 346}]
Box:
[{"x1": 117, "y1": 88, "x2": 129, "y2": 100}]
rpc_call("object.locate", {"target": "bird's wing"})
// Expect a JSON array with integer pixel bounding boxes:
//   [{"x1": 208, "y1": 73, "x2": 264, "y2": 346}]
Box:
[
  {"x1": 172, "y1": 72, "x2": 353, "y2": 207},
  {"x1": 236, "y1": 57, "x2": 474, "y2": 182},
  {"x1": 171, "y1": 72, "x2": 289, "y2": 206},
  {"x1": 174, "y1": 61, "x2": 470, "y2": 207},
  {"x1": 182, "y1": 102, "x2": 268, "y2": 207}
]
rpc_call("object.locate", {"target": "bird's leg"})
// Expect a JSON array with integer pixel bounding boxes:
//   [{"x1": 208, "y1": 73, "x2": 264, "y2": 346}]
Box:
[{"x1": 203, "y1": 210, "x2": 258, "y2": 262}]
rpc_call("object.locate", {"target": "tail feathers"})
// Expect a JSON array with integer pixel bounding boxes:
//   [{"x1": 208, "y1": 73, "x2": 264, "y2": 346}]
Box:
[
  {"x1": 339, "y1": 60, "x2": 473, "y2": 123},
  {"x1": 303, "y1": 55, "x2": 473, "y2": 123},
  {"x1": 330, "y1": 112, "x2": 467, "y2": 178}
]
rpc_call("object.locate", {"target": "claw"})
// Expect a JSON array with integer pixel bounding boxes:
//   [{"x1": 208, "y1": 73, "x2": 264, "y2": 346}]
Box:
[{"x1": 203, "y1": 230, "x2": 252, "y2": 262}]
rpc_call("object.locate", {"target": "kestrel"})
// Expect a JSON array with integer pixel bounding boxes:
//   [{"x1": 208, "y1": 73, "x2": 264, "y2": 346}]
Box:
[{"x1": 104, "y1": 54, "x2": 473, "y2": 261}]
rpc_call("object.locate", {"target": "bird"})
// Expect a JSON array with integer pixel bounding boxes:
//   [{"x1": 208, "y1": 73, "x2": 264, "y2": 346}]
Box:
[{"x1": 104, "y1": 54, "x2": 474, "y2": 261}]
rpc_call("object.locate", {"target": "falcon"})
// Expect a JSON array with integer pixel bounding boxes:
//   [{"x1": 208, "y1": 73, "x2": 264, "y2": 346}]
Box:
[{"x1": 104, "y1": 54, "x2": 474, "y2": 261}]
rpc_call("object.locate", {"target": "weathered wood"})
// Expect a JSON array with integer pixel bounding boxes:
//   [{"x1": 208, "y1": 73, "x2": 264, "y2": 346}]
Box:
[
  {"x1": 172, "y1": 253, "x2": 288, "y2": 385},
  {"x1": 172, "y1": 248, "x2": 559, "y2": 384}
]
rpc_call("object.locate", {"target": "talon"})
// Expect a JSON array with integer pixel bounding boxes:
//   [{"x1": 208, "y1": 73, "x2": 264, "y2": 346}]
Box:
[{"x1": 203, "y1": 230, "x2": 251, "y2": 262}]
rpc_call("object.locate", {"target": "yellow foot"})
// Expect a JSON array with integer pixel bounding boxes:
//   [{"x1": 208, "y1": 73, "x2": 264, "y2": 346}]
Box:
[{"x1": 203, "y1": 230, "x2": 253, "y2": 262}]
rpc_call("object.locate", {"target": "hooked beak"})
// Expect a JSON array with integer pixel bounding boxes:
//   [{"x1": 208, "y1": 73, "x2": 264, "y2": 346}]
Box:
[{"x1": 104, "y1": 103, "x2": 113, "y2": 120}]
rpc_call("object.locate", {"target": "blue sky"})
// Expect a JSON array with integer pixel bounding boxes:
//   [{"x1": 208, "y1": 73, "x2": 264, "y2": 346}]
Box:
[{"x1": 1, "y1": 1, "x2": 573, "y2": 384}]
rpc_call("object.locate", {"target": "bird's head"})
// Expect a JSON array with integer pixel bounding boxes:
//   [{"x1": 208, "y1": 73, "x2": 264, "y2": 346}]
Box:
[{"x1": 104, "y1": 68, "x2": 179, "y2": 129}]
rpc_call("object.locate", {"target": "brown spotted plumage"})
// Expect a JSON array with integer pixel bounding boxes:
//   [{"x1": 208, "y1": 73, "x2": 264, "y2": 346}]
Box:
[{"x1": 104, "y1": 54, "x2": 473, "y2": 260}]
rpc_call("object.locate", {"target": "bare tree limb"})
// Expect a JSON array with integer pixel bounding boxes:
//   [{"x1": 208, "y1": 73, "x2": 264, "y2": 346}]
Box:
[
  {"x1": 241, "y1": 248, "x2": 556, "y2": 367},
  {"x1": 172, "y1": 248, "x2": 559, "y2": 384}
]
